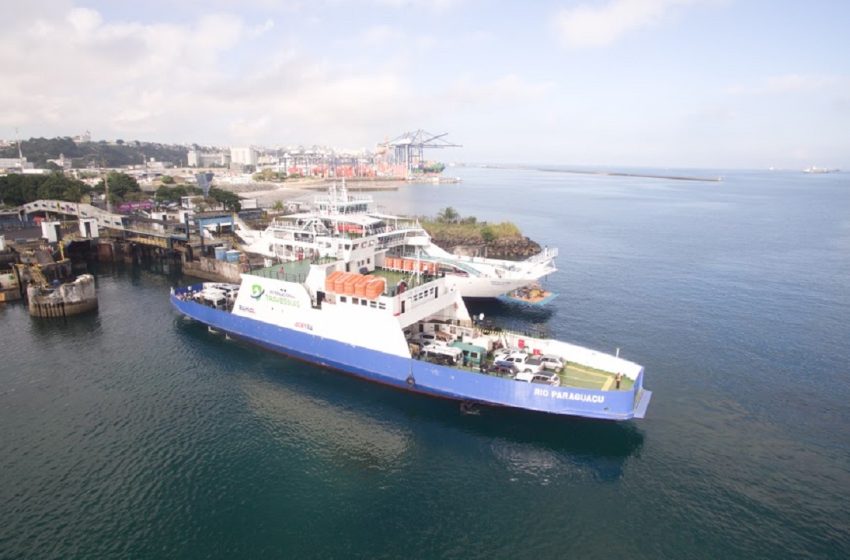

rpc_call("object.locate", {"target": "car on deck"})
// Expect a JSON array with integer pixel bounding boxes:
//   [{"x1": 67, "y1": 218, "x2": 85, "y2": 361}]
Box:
[
  {"x1": 495, "y1": 352, "x2": 543, "y2": 374},
  {"x1": 514, "y1": 370, "x2": 560, "y2": 386}
]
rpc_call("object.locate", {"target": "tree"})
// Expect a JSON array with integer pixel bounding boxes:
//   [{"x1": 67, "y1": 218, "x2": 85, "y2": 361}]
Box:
[
  {"x1": 160, "y1": 175, "x2": 174, "y2": 184},
  {"x1": 208, "y1": 187, "x2": 241, "y2": 212},
  {"x1": 272, "y1": 200, "x2": 284, "y2": 212},
  {"x1": 437, "y1": 207, "x2": 460, "y2": 223},
  {"x1": 95, "y1": 172, "x2": 140, "y2": 202},
  {"x1": 480, "y1": 225, "x2": 495, "y2": 244}
]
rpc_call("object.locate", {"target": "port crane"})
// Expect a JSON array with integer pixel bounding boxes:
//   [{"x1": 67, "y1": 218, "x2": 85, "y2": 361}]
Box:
[{"x1": 381, "y1": 130, "x2": 461, "y2": 173}]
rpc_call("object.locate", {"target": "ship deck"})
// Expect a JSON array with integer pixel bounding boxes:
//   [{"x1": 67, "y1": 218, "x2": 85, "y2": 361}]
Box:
[
  {"x1": 250, "y1": 257, "x2": 336, "y2": 282},
  {"x1": 368, "y1": 267, "x2": 431, "y2": 290},
  {"x1": 421, "y1": 356, "x2": 635, "y2": 391}
]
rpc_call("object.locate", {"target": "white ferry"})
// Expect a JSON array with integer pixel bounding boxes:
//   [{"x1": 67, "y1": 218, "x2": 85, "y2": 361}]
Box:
[
  {"x1": 171, "y1": 258, "x2": 652, "y2": 420},
  {"x1": 234, "y1": 183, "x2": 558, "y2": 300}
]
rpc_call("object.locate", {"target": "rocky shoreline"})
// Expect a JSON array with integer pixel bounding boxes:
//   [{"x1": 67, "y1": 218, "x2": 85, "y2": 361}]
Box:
[{"x1": 428, "y1": 234, "x2": 542, "y2": 261}]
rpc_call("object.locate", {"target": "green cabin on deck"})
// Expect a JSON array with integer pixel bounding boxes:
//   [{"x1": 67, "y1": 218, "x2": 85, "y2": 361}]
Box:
[{"x1": 450, "y1": 341, "x2": 487, "y2": 367}]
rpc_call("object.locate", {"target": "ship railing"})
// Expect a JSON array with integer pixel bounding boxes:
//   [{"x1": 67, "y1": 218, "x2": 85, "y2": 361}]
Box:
[
  {"x1": 250, "y1": 267, "x2": 308, "y2": 284},
  {"x1": 525, "y1": 246, "x2": 559, "y2": 263}
]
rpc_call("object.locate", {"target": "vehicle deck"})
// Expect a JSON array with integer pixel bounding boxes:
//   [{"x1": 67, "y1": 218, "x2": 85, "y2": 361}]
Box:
[{"x1": 418, "y1": 353, "x2": 635, "y2": 391}]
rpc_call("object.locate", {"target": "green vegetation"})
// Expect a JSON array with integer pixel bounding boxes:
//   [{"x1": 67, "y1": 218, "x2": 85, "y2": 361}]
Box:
[
  {"x1": 155, "y1": 184, "x2": 202, "y2": 204},
  {"x1": 207, "y1": 187, "x2": 241, "y2": 212},
  {"x1": 420, "y1": 207, "x2": 522, "y2": 243},
  {"x1": 0, "y1": 137, "x2": 188, "y2": 168},
  {"x1": 253, "y1": 169, "x2": 286, "y2": 182},
  {"x1": 0, "y1": 173, "x2": 91, "y2": 206},
  {"x1": 0, "y1": 169, "x2": 242, "y2": 212},
  {"x1": 94, "y1": 172, "x2": 142, "y2": 204}
]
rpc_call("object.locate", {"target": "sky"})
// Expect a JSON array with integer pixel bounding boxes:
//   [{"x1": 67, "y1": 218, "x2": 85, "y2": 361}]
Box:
[{"x1": 2, "y1": 0, "x2": 849, "y2": 169}]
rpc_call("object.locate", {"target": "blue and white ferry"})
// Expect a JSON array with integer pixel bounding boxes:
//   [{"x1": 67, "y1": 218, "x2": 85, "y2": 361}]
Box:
[{"x1": 171, "y1": 258, "x2": 651, "y2": 420}]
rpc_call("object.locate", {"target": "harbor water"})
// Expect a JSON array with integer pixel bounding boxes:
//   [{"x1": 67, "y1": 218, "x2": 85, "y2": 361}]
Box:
[{"x1": 1, "y1": 167, "x2": 848, "y2": 558}]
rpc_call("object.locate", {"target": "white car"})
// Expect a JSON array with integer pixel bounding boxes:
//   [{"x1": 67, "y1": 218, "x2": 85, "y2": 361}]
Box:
[
  {"x1": 492, "y1": 347, "x2": 522, "y2": 362},
  {"x1": 514, "y1": 370, "x2": 560, "y2": 386},
  {"x1": 495, "y1": 352, "x2": 543, "y2": 374},
  {"x1": 413, "y1": 332, "x2": 447, "y2": 347},
  {"x1": 539, "y1": 355, "x2": 565, "y2": 371},
  {"x1": 420, "y1": 343, "x2": 462, "y2": 364}
]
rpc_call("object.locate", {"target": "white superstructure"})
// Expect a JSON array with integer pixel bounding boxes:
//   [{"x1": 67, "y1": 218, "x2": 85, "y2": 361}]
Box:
[{"x1": 234, "y1": 183, "x2": 558, "y2": 299}]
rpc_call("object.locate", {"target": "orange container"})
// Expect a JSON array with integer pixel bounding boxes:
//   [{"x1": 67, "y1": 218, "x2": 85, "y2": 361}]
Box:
[
  {"x1": 325, "y1": 270, "x2": 343, "y2": 292},
  {"x1": 334, "y1": 272, "x2": 350, "y2": 293},
  {"x1": 354, "y1": 275, "x2": 370, "y2": 297},
  {"x1": 343, "y1": 274, "x2": 359, "y2": 295},
  {"x1": 365, "y1": 277, "x2": 386, "y2": 299},
  {"x1": 430, "y1": 262, "x2": 438, "y2": 275},
  {"x1": 403, "y1": 259, "x2": 414, "y2": 272}
]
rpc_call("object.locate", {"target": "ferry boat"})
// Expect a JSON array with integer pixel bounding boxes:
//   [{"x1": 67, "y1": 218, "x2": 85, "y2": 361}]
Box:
[
  {"x1": 234, "y1": 183, "x2": 558, "y2": 300},
  {"x1": 170, "y1": 258, "x2": 652, "y2": 420}
]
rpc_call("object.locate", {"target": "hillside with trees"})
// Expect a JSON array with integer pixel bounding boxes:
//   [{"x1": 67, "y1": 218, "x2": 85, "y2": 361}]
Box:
[{"x1": 0, "y1": 137, "x2": 188, "y2": 168}]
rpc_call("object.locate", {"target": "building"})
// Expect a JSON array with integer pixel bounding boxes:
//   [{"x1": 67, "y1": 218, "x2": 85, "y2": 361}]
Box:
[
  {"x1": 0, "y1": 157, "x2": 34, "y2": 171},
  {"x1": 47, "y1": 154, "x2": 73, "y2": 170},
  {"x1": 188, "y1": 149, "x2": 229, "y2": 167},
  {"x1": 230, "y1": 146, "x2": 258, "y2": 169}
]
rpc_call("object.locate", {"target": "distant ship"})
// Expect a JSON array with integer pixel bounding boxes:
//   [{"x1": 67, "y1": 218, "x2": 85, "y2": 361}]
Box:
[{"x1": 803, "y1": 166, "x2": 840, "y2": 174}]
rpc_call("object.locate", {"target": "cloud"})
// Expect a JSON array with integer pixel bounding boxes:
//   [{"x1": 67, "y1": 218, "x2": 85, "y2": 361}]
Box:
[
  {"x1": 359, "y1": 24, "x2": 403, "y2": 46},
  {"x1": 444, "y1": 74, "x2": 554, "y2": 106},
  {"x1": 725, "y1": 74, "x2": 843, "y2": 95},
  {"x1": 0, "y1": 3, "x2": 553, "y2": 153},
  {"x1": 372, "y1": 0, "x2": 462, "y2": 11},
  {"x1": 555, "y1": 0, "x2": 697, "y2": 48}
]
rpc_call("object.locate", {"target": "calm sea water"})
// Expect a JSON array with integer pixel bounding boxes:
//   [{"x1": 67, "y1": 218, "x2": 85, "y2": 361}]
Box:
[{"x1": 1, "y1": 167, "x2": 849, "y2": 559}]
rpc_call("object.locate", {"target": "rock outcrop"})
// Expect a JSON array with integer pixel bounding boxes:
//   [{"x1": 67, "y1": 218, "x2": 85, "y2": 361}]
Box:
[{"x1": 429, "y1": 235, "x2": 542, "y2": 261}]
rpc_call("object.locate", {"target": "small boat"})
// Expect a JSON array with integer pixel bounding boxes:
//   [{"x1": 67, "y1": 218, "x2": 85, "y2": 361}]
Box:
[{"x1": 498, "y1": 284, "x2": 559, "y2": 306}]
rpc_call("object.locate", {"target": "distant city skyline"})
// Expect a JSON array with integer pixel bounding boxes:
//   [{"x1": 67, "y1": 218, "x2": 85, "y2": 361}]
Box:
[{"x1": 3, "y1": 0, "x2": 849, "y2": 169}]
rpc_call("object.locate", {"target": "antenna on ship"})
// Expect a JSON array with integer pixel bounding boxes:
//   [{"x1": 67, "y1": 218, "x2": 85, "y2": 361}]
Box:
[{"x1": 340, "y1": 177, "x2": 347, "y2": 199}]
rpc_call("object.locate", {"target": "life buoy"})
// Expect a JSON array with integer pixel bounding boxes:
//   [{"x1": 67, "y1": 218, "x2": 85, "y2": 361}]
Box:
[{"x1": 406, "y1": 375, "x2": 415, "y2": 386}]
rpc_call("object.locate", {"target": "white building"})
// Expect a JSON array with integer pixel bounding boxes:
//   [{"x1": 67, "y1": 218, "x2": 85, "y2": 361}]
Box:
[
  {"x1": 188, "y1": 150, "x2": 229, "y2": 167},
  {"x1": 0, "y1": 157, "x2": 34, "y2": 171},
  {"x1": 230, "y1": 146, "x2": 258, "y2": 168}
]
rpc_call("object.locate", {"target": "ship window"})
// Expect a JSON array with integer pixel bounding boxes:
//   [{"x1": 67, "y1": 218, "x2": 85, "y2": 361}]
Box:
[
  {"x1": 379, "y1": 303, "x2": 386, "y2": 309},
  {"x1": 367, "y1": 258, "x2": 371, "y2": 264},
  {"x1": 352, "y1": 297, "x2": 359, "y2": 304},
  {"x1": 370, "y1": 301, "x2": 377, "y2": 308},
  {"x1": 361, "y1": 299, "x2": 367, "y2": 306},
  {"x1": 340, "y1": 296, "x2": 347, "y2": 303}
]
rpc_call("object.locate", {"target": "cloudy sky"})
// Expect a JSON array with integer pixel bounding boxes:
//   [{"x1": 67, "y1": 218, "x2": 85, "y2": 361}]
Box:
[{"x1": 3, "y1": 0, "x2": 849, "y2": 168}]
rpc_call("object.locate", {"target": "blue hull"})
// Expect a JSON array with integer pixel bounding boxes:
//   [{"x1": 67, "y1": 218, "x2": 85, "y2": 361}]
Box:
[{"x1": 171, "y1": 286, "x2": 651, "y2": 420}]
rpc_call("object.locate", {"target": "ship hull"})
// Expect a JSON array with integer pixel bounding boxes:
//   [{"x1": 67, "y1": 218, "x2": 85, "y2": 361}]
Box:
[{"x1": 171, "y1": 287, "x2": 651, "y2": 420}]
